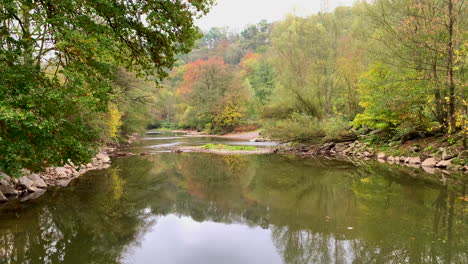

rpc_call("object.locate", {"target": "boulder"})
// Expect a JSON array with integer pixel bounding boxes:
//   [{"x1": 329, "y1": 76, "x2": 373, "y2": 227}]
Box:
[
  {"x1": 0, "y1": 180, "x2": 18, "y2": 196},
  {"x1": 27, "y1": 174, "x2": 47, "y2": 189},
  {"x1": 96, "y1": 153, "x2": 111, "y2": 163},
  {"x1": 0, "y1": 171, "x2": 10, "y2": 180},
  {"x1": 387, "y1": 156, "x2": 395, "y2": 162},
  {"x1": 421, "y1": 158, "x2": 437, "y2": 167},
  {"x1": 404, "y1": 157, "x2": 412, "y2": 163},
  {"x1": 436, "y1": 160, "x2": 451, "y2": 168},
  {"x1": 399, "y1": 157, "x2": 407, "y2": 162},
  {"x1": 18, "y1": 176, "x2": 39, "y2": 193},
  {"x1": 442, "y1": 148, "x2": 458, "y2": 160},
  {"x1": 377, "y1": 152, "x2": 387, "y2": 160},
  {"x1": 55, "y1": 167, "x2": 71, "y2": 178},
  {"x1": 409, "y1": 157, "x2": 422, "y2": 164}
]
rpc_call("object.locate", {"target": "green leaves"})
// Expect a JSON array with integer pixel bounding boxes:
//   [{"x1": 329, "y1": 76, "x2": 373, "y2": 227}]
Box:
[{"x1": 0, "y1": 0, "x2": 213, "y2": 175}]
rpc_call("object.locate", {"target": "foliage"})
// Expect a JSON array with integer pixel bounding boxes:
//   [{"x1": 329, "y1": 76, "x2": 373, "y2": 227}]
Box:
[
  {"x1": 0, "y1": 0, "x2": 213, "y2": 175},
  {"x1": 353, "y1": 64, "x2": 435, "y2": 138}
]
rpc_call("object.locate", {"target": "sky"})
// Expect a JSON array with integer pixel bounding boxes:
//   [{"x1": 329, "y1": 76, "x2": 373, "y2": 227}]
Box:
[{"x1": 196, "y1": 0, "x2": 356, "y2": 31}]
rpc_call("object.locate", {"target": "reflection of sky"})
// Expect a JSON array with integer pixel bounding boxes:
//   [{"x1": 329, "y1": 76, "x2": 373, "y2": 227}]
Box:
[{"x1": 123, "y1": 214, "x2": 282, "y2": 264}]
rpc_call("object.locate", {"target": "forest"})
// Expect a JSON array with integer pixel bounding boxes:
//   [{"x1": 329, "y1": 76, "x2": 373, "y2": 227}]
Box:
[
  {"x1": 0, "y1": 0, "x2": 467, "y2": 175},
  {"x1": 155, "y1": 0, "x2": 467, "y2": 144}
]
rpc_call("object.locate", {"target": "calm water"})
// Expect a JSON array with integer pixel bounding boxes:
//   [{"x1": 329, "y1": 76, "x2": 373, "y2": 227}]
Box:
[{"x1": 0, "y1": 132, "x2": 467, "y2": 264}]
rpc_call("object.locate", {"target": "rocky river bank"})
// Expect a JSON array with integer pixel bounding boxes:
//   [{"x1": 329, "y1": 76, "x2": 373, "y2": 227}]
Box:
[
  {"x1": 282, "y1": 140, "x2": 468, "y2": 174},
  {"x1": 0, "y1": 151, "x2": 112, "y2": 203}
]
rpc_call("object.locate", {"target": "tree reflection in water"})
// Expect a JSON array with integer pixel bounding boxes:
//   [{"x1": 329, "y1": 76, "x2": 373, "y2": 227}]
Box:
[{"x1": 0, "y1": 153, "x2": 466, "y2": 264}]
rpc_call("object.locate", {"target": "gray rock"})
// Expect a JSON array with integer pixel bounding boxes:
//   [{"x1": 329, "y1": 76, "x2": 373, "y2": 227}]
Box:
[
  {"x1": 0, "y1": 180, "x2": 18, "y2": 196},
  {"x1": 96, "y1": 153, "x2": 111, "y2": 163},
  {"x1": 442, "y1": 148, "x2": 458, "y2": 160},
  {"x1": 436, "y1": 160, "x2": 451, "y2": 168},
  {"x1": 18, "y1": 176, "x2": 39, "y2": 192},
  {"x1": 421, "y1": 158, "x2": 437, "y2": 167},
  {"x1": 55, "y1": 167, "x2": 71, "y2": 178},
  {"x1": 0, "y1": 171, "x2": 10, "y2": 180},
  {"x1": 377, "y1": 152, "x2": 387, "y2": 160},
  {"x1": 409, "y1": 157, "x2": 422, "y2": 164},
  {"x1": 27, "y1": 174, "x2": 47, "y2": 189},
  {"x1": 0, "y1": 191, "x2": 7, "y2": 203}
]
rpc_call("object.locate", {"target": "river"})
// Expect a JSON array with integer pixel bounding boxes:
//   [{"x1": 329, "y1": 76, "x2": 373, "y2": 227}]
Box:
[{"x1": 0, "y1": 131, "x2": 467, "y2": 264}]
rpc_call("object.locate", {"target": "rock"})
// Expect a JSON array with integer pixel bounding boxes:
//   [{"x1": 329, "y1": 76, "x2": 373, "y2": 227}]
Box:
[
  {"x1": 27, "y1": 174, "x2": 47, "y2": 189},
  {"x1": 377, "y1": 152, "x2": 387, "y2": 160},
  {"x1": 393, "y1": 156, "x2": 400, "y2": 162},
  {"x1": 0, "y1": 191, "x2": 7, "y2": 203},
  {"x1": 387, "y1": 156, "x2": 395, "y2": 162},
  {"x1": 0, "y1": 180, "x2": 18, "y2": 196},
  {"x1": 55, "y1": 167, "x2": 71, "y2": 178},
  {"x1": 399, "y1": 156, "x2": 406, "y2": 162},
  {"x1": 254, "y1": 138, "x2": 266, "y2": 142},
  {"x1": 404, "y1": 157, "x2": 412, "y2": 163},
  {"x1": 408, "y1": 157, "x2": 422, "y2": 164},
  {"x1": 0, "y1": 171, "x2": 10, "y2": 180},
  {"x1": 96, "y1": 153, "x2": 111, "y2": 163},
  {"x1": 363, "y1": 151, "x2": 371, "y2": 157},
  {"x1": 436, "y1": 160, "x2": 451, "y2": 168},
  {"x1": 421, "y1": 158, "x2": 437, "y2": 167},
  {"x1": 442, "y1": 148, "x2": 458, "y2": 160},
  {"x1": 18, "y1": 176, "x2": 39, "y2": 193}
]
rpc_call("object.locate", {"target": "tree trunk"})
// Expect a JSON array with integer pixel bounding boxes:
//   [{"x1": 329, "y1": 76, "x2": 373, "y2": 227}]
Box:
[{"x1": 446, "y1": 0, "x2": 456, "y2": 133}]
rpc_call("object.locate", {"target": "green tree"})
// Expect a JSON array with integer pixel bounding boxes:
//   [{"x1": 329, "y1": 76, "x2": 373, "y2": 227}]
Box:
[{"x1": 0, "y1": 0, "x2": 213, "y2": 175}]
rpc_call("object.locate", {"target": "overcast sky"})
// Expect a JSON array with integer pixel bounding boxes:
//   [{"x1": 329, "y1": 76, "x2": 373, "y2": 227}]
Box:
[{"x1": 196, "y1": 0, "x2": 356, "y2": 31}]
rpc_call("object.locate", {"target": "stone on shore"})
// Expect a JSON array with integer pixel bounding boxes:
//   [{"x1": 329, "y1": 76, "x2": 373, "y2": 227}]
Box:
[
  {"x1": 96, "y1": 153, "x2": 111, "y2": 164},
  {"x1": 27, "y1": 174, "x2": 47, "y2": 189},
  {"x1": 408, "y1": 157, "x2": 422, "y2": 165},
  {"x1": 436, "y1": 160, "x2": 451, "y2": 168},
  {"x1": 421, "y1": 158, "x2": 437, "y2": 167},
  {"x1": 377, "y1": 152, "x2": 387, "y2": 160},
  {"x1": 18, "y1": 176, "x2": 39, "y2": 193},
  {"x1": 0, "y1": 179, "x2": 18, "y2": 196}
]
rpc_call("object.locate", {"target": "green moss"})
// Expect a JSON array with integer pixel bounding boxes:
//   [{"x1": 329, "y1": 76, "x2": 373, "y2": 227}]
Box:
[{"x1": 201, "y1": 144, "x2": 256, "y2": 151}]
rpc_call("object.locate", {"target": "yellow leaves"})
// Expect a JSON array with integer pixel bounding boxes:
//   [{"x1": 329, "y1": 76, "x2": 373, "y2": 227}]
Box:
[
  {"x1": 107, "y1": 102, "x2": 122, "y2": 139},
  {"x1": 360, "y1": 178, "x2": 371, "y2": 183}
]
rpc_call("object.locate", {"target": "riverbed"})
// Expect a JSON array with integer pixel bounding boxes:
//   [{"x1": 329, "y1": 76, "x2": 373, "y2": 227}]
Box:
[{"x1": 0, "y1": 131, "x2": 467, "y2": 264}]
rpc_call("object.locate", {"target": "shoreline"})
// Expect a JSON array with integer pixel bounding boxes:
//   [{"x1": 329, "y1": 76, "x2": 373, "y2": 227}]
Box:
[{"x1": 280, "y1": 141, "x2": 467, "y2": 176}]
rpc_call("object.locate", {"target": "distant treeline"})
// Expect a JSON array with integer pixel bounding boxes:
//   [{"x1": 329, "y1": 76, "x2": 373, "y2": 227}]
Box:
[{"x1": 155, "y1": 0, "x2": 466, "y2": 144}]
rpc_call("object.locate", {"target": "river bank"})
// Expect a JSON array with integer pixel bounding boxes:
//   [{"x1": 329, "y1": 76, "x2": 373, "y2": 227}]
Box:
[
  {"x1": 0, "y1": 151, "x2": 113, "y2": 203},
  {"x1": 280, "y1": 139, "x2": 467, "y2": 180}
]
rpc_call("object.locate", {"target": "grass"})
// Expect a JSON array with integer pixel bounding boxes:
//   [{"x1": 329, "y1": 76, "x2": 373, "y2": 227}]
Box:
[{"x1": 201, "y1": 143, "x2": 256, "y2": 151}]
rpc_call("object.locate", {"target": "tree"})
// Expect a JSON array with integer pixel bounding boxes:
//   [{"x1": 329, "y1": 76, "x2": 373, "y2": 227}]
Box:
[
  {"x1": 361, "y1": 0, "x2": 466, "y2": 133},
  {"x1": 0, "y1": 0, "x2": 213, "y2": 175}
]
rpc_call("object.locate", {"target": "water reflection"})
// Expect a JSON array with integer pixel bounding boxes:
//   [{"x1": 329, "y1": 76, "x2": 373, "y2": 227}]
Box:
[{"x1": 0, "y1": 153, "x2": 467, "y2": 264}]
